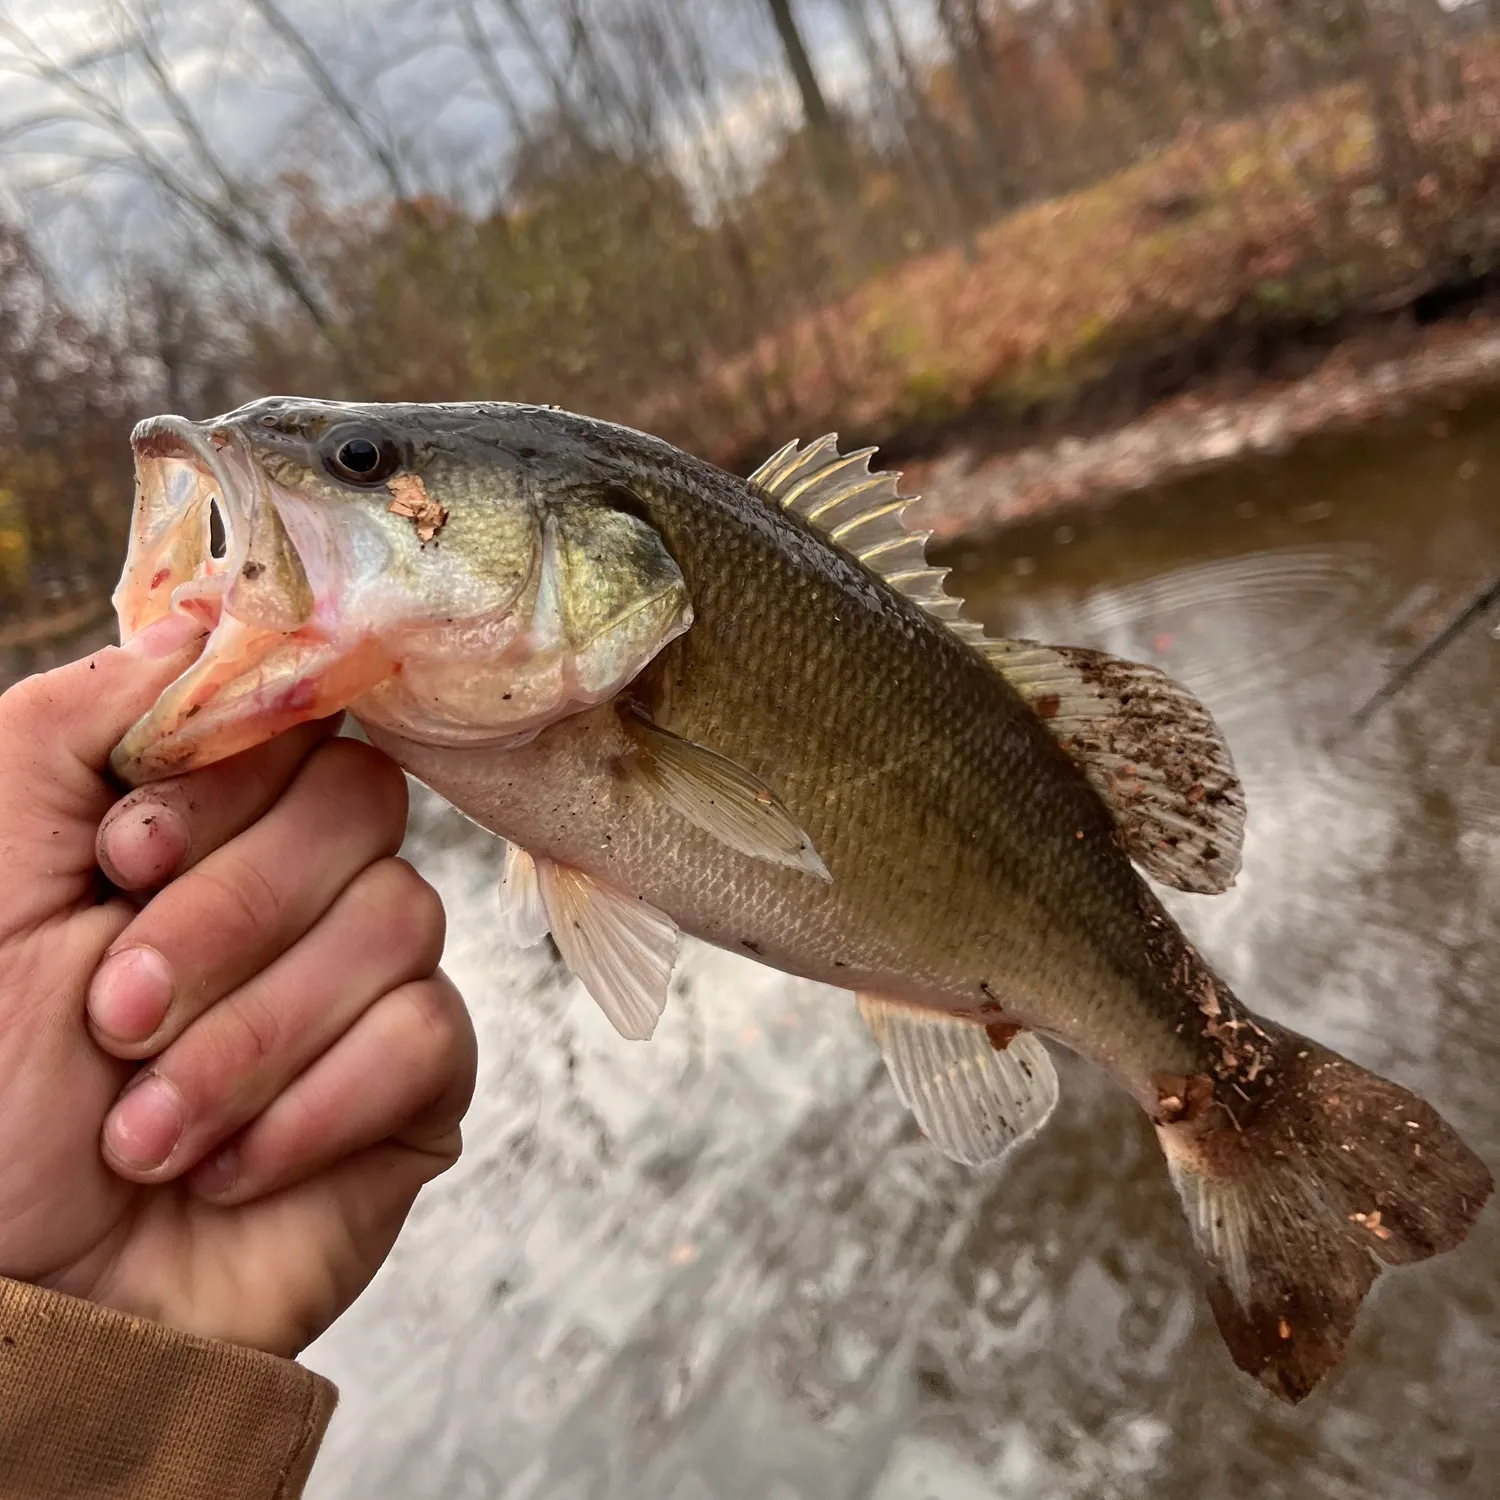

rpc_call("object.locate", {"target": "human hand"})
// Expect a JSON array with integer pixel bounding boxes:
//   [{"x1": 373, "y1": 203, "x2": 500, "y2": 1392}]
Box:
[{"x1": 0, "y1": 615, "x2": 477, "y2": 1358}]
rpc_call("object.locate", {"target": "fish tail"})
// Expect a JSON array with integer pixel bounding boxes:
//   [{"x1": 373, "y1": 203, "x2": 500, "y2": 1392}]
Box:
[{"x1": 1154, "y1": 1018, "x2": 1492, "y2": 1402}]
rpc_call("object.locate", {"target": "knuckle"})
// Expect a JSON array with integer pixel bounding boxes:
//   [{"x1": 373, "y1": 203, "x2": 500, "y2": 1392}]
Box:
[
  {"x1": 186, "y1": 981, "x2": 284, "y2": 1088},
  {"x1": 402, "y1": 979, "x2": 458, "y2": 1054},
  {"x1": 0, "y1": 648, "x2": 119, "y2": 738},
  {"x1": 307, "y1": 738, "x2": 409, "y2": 841},
  {"x1": 353, "y1": 858, "x2": 445, "y2": 964},
  {"x1": 0, "y1": 673, "x2": 55, "y2": 737},
  {"x1": 399, "y1": 976, "x2": 475, "y2": 1087},
  {"x1": 223, "y1": 987, "x2": 285, "y2": 1073},
  {"x1": 192, "y1": 856, "x2": 285, "y2": 950}
]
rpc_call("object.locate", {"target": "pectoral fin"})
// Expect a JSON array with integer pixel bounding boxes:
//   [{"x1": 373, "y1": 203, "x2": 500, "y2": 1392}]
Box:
[
  {"x1": 982, "y1": 639, "x2": 1246, "y2": 895},
  {"x1": 857, "y1": 994, "x2": 1059, "y2": 1167},
  {"x1": 534, "y1": 857, "x2": 679, "y2": 1041},
  {"x1": 623, "y1": 711, "x2": 831, "y2": 881}
]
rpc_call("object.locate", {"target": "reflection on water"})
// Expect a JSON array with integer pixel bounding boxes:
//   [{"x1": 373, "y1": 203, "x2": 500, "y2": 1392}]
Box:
[{"x1": 305, "y1": 401, "x2": 1500, "y2": 1500}]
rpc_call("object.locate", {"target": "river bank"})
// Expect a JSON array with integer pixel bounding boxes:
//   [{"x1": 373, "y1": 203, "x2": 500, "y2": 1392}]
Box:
[{"x1": 908, "y1": 301, "x2": 1500, "y2": 541}]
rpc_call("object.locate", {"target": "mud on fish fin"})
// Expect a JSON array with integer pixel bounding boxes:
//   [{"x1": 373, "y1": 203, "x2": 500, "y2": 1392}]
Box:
[
  {"x1": 533, "y1": 857, "x2": 679, "y2": 1040},
  {"x1": 496, "y1": 841, "x2": 550, "y2": 948},
  {"x1": 981, "y1": 639, "x2": 1245, "y2": 895},
  {"x1": 623, "y1": 710, "x2": 831, "y2": 881},
  {"x1": 1156, "y1": 1022, "x2": 1492, "y2": 1401},
  {"x1": 857, "y1": 995, "x2": 1059, "y2": 1167}
]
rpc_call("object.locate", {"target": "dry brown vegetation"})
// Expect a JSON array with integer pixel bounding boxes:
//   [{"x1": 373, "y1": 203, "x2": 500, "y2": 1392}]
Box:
[
  {"x1": 646, "y1": 44, "x2": 1500, "y2": 466},
  {"x1": 1, "y1": 0, "x2": 1496, "y2": 640}
]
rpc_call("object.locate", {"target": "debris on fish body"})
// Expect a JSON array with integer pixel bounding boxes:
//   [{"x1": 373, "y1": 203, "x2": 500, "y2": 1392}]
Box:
[{"x1": 111, "y1": 398, "x2": 1492, "y2": 1402}]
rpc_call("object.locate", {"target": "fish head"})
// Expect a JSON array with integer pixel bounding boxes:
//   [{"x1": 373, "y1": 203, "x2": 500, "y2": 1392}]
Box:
[{"x1": 111, "y1": 398, "x2": 692, "y2": 784}]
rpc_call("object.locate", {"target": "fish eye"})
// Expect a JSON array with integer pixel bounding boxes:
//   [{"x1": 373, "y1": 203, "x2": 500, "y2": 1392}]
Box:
[{"x1": 321, "y1": 426, "x2": 400, "y2": 486}]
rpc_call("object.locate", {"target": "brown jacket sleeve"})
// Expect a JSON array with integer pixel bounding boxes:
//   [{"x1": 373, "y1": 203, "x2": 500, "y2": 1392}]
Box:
[{"x1": 0, "y1": 1276, "x2": 337, "y2": 1500}]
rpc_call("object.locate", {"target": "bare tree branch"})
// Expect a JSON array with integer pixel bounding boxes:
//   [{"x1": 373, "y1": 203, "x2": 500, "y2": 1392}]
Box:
[
  {"x1": 458, "y1": 0, "x2": 531, "y2": 143},
  {"x1": 0, "y1": 9, "x2": 332, "y2": 332},
  {"x1": 243, "y1": 0, "x2": 412, "y2": 201}
]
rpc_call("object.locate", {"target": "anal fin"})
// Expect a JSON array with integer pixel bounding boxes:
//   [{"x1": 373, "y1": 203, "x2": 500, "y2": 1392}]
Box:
[{"x1": 857, "y1": 994, "x2": 1058, "y2": 1167}]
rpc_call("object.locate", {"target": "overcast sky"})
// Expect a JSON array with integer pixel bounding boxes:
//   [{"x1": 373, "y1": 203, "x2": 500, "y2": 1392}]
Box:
[{"x1": 0, "y1": 0, "x2": 931, "y2": 289}]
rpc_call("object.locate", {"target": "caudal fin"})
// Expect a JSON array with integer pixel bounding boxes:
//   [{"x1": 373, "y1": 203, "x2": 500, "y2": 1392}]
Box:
[{"x1": 1156, "y1": 1025, "x2": 1492, "y2": 1402}]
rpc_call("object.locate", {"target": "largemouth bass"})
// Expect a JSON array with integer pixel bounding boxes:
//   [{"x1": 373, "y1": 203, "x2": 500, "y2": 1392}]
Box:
[{"x1": 109, "y1": 398, "x2": 1492, "y2": 1401}]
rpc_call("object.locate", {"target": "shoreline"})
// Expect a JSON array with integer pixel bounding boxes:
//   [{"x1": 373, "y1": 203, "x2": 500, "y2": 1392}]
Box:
[{"x1": 906, "y1": 308, "x2": 1500, "y2": 543}]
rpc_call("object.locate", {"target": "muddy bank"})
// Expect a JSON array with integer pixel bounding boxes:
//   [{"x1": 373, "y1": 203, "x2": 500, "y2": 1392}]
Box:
[{"x1": 907, "y1": 308, "x2": 1500, "y2": 542}]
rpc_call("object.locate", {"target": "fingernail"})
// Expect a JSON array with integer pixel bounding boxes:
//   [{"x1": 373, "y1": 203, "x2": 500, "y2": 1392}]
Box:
[
  {"x1": 191, "y1": 1145, "x2": 239, "y2": 1198},
  {"x1": 101, "y1": 802, "x2": 189, "y2": 889},
  {"x1": 89, "y1": 947, "x2": 174, "y2": 1043},
  {"x1": 123, "y1": 613, "x2": 207, "y2": 658},
  {"x1": 104, "y1": 1073, "x2": 185, "y2": 1170}
]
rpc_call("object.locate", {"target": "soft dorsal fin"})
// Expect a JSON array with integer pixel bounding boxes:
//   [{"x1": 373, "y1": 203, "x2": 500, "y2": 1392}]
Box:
[
  {"x1": 749, "y1": 435, "x2": 984, "y2": 645},
  {"x1": 981, "y1": 639, "x2": 1246, "y2": 894},
  {"x1": 750, "y1": 435, "x2": 1247, "y2": 897}
]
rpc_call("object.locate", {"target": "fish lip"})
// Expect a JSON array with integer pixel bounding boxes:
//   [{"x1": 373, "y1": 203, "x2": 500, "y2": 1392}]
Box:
[
  {"x1": 111, "y1": 414, "x2": 361, "y2": 783},
  {"x1": 114, "y1": 416, "x2": 247, "y2": 644},
  {"x1": 129, "y1": 413, "x2": 252, "y2": 529},
  {"x1": 130, "y1": 413, "x2": 215, "y2": 464}
]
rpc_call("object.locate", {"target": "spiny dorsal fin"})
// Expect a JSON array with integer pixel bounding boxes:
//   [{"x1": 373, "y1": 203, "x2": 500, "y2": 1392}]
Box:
[
  {"x1": 749, "y1": 435, "x2": 984, "y2": 646},
  {"x1": 981, "y1": 639, "x2": 1246, "y2": 895},
  {"x1": 749, "y1": 437, "x2": 1245, "y2": 896}
]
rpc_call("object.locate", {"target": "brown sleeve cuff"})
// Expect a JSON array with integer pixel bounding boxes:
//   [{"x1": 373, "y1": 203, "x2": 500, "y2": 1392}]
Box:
[{"x1": 0, "y1": 1275, "x2": 337, "y2": 1500}]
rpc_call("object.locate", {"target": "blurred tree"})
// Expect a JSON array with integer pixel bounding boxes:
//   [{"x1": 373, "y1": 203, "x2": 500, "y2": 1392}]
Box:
[{"x1": 0, "y1": 224, "x2": 135, "y2": 616}]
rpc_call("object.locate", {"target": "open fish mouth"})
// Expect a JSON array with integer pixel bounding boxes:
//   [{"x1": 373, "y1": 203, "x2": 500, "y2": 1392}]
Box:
[
  {"x1": 113, "y1": 415, "x2": 248, "y2": 643},
  {"x1": 110, "y1": 415, "x2": 394, "y2": 785}
]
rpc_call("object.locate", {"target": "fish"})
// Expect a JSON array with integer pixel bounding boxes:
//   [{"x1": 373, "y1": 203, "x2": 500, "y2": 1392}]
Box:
[{"x1": 109, "y1": 397, "x2": 1492, "y2": 1402}]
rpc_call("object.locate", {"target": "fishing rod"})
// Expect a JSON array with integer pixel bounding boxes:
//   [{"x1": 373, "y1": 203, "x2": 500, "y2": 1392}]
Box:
[{"x1": 1350, "y1": 575, "x2": 1500, "y2": 731}]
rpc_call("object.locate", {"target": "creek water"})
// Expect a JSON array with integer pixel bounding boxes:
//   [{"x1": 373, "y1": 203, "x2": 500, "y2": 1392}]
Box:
[{"x1": 285, "y1": 402, "x2": 1495, "y2": 1497}]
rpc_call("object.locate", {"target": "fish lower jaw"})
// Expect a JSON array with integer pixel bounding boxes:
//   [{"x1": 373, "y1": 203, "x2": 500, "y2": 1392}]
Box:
[{"x1": 110, "y1": 617, "x2": 398, "y2": 785}]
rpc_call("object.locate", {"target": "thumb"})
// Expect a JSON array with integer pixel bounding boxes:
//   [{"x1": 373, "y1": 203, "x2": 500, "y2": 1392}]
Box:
[
  {"x1": 0, "y1": 613, "x2": 208, "y2": 935},
  {"x1": 2, "y1": 614, "x2": 208, "y2": 779}
]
